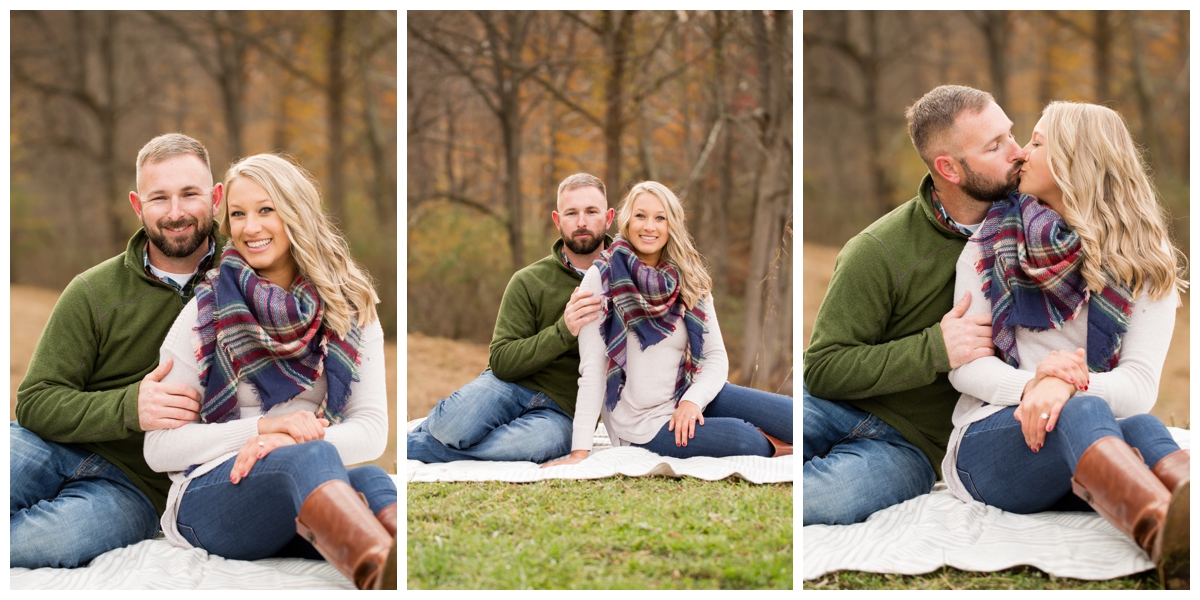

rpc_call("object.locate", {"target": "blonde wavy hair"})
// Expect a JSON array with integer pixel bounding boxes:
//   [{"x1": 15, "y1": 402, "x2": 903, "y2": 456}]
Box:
[
  {"x1": 617, "y1": 181, "x2": 712, "y2": 309},
  {"x1": 1040, "y1": 101, "x2": 1187, "y2": 302},
  {"x1": 221, "y1": 154, "x2": 379, "y2": 336}
]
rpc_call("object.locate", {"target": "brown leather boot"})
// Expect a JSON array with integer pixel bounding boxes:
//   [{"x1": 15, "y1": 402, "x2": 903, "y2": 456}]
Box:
[
  {"x1": 1070, "y1": 437, "x2": 1187, "y2": 590},
  {"x1": 376, "y1": 503, "x2": 398, "y2": 590},
  {"x1": 1151, "y1": 449, "x2": 1190, "y2": 590},
  {"x1": 376, "y1": 503, "x2": 397, "y2": 537},
  {"x1": 757, "y1": 428, "x2": 793, "y2": 457},
  {"x1": 295, "y1": 480, "x2": 392, "y2": 590}
]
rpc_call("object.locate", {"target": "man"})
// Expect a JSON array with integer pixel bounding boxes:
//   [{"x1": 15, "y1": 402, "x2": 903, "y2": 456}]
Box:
[
  {"x1": 11, "y1": 133, "x2": 225, "y2": 568},
  {"x1": 408, "y1": 173, "x2": 614, "y2": 463},
  {"x1": 803, "y1": 85, "x2": 1025, "y2": 526}
]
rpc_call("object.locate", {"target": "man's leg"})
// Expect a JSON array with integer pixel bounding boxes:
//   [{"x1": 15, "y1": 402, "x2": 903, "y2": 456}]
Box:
[
  {"x1": 10, "y1": 423, "x2": 159, "y2": 568},
  {"x1": 801, "y1": 392, "x2": 936, "y2": 526},
  {"x1": 407, "y1": 371, "x2": 572, "y2": 463}
]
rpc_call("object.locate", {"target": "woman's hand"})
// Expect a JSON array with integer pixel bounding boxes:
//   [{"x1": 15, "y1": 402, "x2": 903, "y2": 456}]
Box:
[
  {"x1": 1024, "y1": 348, "x2": 1089, "y2": 397},
  {"x1": 1014, "y1": 377, "x2": 1076, "y2": 452},
  {"x1": 257, "y1": 411, "x2": 329, "y2": 443},
  {"x1": 230, "y1": 433, "x2": 297, "y2": 484},
  {"x1": 668, "y1": 400, "x2": 704, "y2": 447},
  {"x1": 541, "y1": 450, "x2": 589, "y2": 469}
]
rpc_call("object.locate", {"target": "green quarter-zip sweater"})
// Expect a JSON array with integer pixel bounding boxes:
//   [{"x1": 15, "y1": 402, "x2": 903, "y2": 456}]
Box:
[
  {"x1": 803, "y1": 175, "x2": 971, "y2": 477},
  {"x1": 488, "y1": 237, "x2": 611, "y2": 417},
  {"x1": 16, "y1": 228, "x2": 224, "y2": 515}
]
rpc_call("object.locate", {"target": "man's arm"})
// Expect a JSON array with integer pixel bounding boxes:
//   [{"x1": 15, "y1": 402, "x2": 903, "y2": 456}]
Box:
[
  {"x1": 15, "y1": 277, "x2": 142, "y2": 443},
  {"x1": 803, "y1": 235, "x2": 953, "y2": 400},
  {"x1": 488, "y1": 274, "x2": 576, "y2": 382}
]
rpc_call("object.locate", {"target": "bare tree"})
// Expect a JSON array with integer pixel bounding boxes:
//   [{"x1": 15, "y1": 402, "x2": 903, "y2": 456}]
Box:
[{"x1": 742, "y1": 10, "x2": 793, "y2": 390}]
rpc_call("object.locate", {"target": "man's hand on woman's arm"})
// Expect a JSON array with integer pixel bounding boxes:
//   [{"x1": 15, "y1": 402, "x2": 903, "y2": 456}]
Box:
[{"x1": 942, "y1": 292, "x2": 995, "y2": 369}]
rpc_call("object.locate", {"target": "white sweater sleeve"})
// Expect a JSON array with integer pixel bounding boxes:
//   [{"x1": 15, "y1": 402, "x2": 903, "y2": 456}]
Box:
[
  {"x1": 322, "y1": 320, "x2": 390, "y2": 464},
  {"x1": 144, "y1": 300, "x2": 261, "y2": 473},
  {"x1": 678, "y1": 295, "x2": 730, "y2": 412},
  {"x1": 1083, "y1": 289, "x2": 1176, "y2": 417},
  {"x1": 572, "y1": 267, "x2": 607, "y2": 453},
  {"x1": 947, "y1": 243, "x2": 1033, "y2": 406}
]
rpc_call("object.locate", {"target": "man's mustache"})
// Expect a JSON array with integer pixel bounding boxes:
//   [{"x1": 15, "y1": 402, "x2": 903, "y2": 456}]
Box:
[{"x1": 158, "y1": 215, "x2": 198, "y2": 230}]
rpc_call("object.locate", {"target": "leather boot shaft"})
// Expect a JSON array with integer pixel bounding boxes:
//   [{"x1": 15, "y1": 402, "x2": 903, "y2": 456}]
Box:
[{"x1": 295, "y1": 479, "x2": 392, "y2": 590}]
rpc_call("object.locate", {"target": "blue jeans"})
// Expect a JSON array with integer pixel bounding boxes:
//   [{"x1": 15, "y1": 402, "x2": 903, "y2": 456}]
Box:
[
  {"x1": 955, "y1": 395, "x2": 1180, "y2": 514},
  {"x1": 633, "y1": 383, "x2": 792, "y2": 458},
  {"x1": 176, "y1": 440, "x2": 396, "y2": 561},
  {"x1": 407, "y1": 370, "x2": 573, "y2": 463},
  {"x1": 803, "y1": 388, "x2": 936, "y2": 526},
  {"x1": 10, "y1": 422, "x2": 159, "y2": 568}
]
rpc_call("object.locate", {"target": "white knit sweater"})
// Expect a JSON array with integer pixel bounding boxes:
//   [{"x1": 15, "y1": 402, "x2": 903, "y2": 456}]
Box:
[
  {"x1": 942, "y1": 240, "x2": 1177, "y2": 503},
  {"x1": 572, "y1": 265, "x2": 730, "y2": 452},
  {"x1": 143, "y1": 299, "x2": 388, "y2": 549}
]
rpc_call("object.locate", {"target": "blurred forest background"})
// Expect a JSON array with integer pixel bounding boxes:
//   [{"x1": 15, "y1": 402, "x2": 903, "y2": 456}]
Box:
[
  {"x1": 9, "y1": 10, "x2": 398, "y2": 336},
  {"x1": 803, "y1": 10, "x2": 1190, "y2": 424},
  {"x1": 408, "y1": 10, "x2": 794, "y2": 393}
]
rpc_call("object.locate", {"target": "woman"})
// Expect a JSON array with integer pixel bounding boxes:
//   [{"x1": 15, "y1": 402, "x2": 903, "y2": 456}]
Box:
[
  {"x1": 944, "y1": 102, "x2": 1189, "y2": 587},
  {"x1": 543, "y1": 181, "x2": 792, "y2": 467},
  {"x1": 144, "y1": 154, "x2": 395, "y2": 589}
]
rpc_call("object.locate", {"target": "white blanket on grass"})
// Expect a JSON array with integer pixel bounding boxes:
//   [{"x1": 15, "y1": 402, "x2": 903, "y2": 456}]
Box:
[
  {"x1": 406, "y1": 418, "x2": 794, "y2": 484},
  {"x1": 9, "y1": 474, "x2": 402, "y2": 590},
  {"x1": 803, "y1": 427, "x2": 1190, "y2": 581}
]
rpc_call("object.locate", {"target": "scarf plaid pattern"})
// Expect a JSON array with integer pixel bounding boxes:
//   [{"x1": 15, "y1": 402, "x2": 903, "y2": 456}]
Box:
[
  {"x1": 975, "y1": 192, "x2": 1134, "y2": 372},
  {"x1": 193, "y1": 247, "x2": 362, "y2": 424},
  {"x1": 595, "y1": 236, "x2": 707, "y2": 412}
]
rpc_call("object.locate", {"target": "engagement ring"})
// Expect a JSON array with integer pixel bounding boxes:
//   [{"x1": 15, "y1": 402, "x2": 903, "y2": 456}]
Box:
[
  {"x1": 258, "y1": 441, "x2": 265, "y2": 447},
  {"x1": 1040, "y1": 413, "x2": 1050, "y2": 420}
]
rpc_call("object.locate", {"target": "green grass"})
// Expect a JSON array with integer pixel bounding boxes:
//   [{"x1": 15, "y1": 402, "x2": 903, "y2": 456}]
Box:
[
  {"x1": 407, "y1": 477, "x2": 793, "y2": 589},
  {"x1": 804, "y1": 566, "x2": 1158, "y2": 590}
]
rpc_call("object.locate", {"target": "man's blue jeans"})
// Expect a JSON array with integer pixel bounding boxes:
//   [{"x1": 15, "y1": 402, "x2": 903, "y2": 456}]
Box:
[
  {"x1": 955, "y1": 395, "x2": 1180, "y2": 514},
  {"x1": 633, "y1": 383, "x2": 792, "y2": 458},
  {"x1": 407, "y1": 370, "x2": 573, "y2": 463},
  {"x1": 803, "y1": 388, "x2": 936, "y2": 526},
  {"x1": 176, "y1": 440, "x2": 397, "y2": 561},
  {"x1": 10, "y1": 422, "x2": 159, "y2": 568}
]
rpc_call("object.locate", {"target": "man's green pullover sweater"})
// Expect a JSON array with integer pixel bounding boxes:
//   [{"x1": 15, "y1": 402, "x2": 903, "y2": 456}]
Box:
[
  {"x1": 803, "y1": 175, "x2": 971, "y2": 477},
  {"x1": 16, "y1": 228, "x2": 224, "y2": 516},
  {"x1": 488, "y1": 238, "x2": 610, "y2": 417}
]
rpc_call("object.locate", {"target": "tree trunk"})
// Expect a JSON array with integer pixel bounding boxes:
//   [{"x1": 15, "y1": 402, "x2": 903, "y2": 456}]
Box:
[
  {"x1": 1093, "y1": 11, "x2": 1112, "y2": 103},
  {"x1": 602, "y1": 11, "x2": 633, "y2": 208},
  {"x1": 742, "y1": 10, "x2": 793, "y2": 388},
  {"x1": 325, "y1": 10, "x2": 347, "y2": 218},
  {"x1": 980, "y1": 11, "x2": 1008, "y2": 109}
]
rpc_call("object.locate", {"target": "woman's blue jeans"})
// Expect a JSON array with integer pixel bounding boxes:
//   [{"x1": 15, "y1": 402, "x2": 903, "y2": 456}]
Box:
[
  {"x1": 632, "y1": 382, "x2": 792, "y2": 458},
  {"x1": 176, "y1": 440, "x2": 397, "y2": 561},
  {"x1": 955, "y1": 395, "x2": 1179, "y2": 514}
]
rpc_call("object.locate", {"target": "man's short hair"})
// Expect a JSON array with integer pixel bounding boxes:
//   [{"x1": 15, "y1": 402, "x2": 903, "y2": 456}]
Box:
[
  {"x1": 556, "y1": 173, "x2": 606, "y2": 206},
  {"x1": 905, "y1": 85, "x2": 995, "y2": 165},
  {"x1": 135, "y1": 133, "x2": 212, "y2": 188}
]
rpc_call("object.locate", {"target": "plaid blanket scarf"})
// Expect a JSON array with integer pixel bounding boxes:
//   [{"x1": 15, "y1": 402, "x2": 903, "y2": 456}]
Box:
[
  {"x1": 595, "y1": 236, "x2": 707, "y2": 412},
  {"x1": 974, "y1": 192, "x2": 1134, "y2": 372},
  {"x1": 193, "y1": 247, "x2": 362, "y2": 424}
]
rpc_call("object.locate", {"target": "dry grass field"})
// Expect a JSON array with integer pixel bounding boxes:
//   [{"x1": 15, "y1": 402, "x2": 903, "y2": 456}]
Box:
[
  {"x1": 9, "y1": 285, "x2": 398, "y2": 473},
  {"x1": 802, "y1": 242, "x2": 1190, "y2": 426}
]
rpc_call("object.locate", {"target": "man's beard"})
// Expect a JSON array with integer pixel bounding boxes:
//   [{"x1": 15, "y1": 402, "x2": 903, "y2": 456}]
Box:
[
  {"x1": 145, "y1": 215, "x2": 212, "y2": 258},
  {"x1": 960, "y1": 158, "x2": 1022, "y2": 203},
  {"x1": 561, "y1": 226, "x2": 604, "y2": 255}
]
